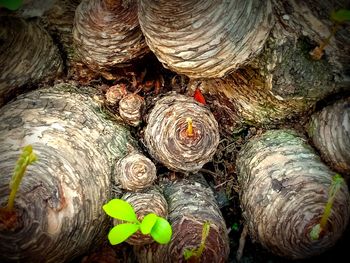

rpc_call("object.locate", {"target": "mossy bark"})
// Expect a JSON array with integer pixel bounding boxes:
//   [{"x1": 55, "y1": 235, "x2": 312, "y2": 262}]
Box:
[{"x1": 0, "y1": 83, "x2": 137, "y2": 262}]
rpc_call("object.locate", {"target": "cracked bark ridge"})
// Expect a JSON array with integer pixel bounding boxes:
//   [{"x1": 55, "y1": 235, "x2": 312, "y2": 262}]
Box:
[
  {"x1": 117, "y1": 187, "x2": 168, "y2": 245},
  {"x1": 237, "y1": 130, "x2": 350, "y2": 259},
  {"x1": 73, "y1": 0, "x2": 149, "y2": 76},
  {"x1": 308, "y1": 98, "x2": 350, "y2": 175},
  {"x1": 119, "y1": 93, "x2": 145, "y2": 127},
  {"x1": 0, "y1": 16, "x2": 63, "y2": 107},
  {"x1": 144, "y1": 93, "x2": 219, "y2": 172},
  {"x1": 0, "y1": 83, "x2": 137, "y2": 263},
  {"x1": 134, "y1": 175, "x2": 230, "y2": 263},
  {"x1": 43, "y1": 0, "x2": 91, "y2": 79},
  {"x1": 115, "y1": 151, "x2": 157, "y2": 191},
  {"x1": 249, "y1": 1, "x2": 350, "y2": 100},
  {"x1": 188, "y1": 68, "x2": 313, "y2": 135},
  {"x1": 138, "y1": 0, "x2": 273, "y2": 78}
]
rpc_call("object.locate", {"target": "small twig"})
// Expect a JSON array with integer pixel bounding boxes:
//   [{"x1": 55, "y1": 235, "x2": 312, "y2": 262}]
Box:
[
  {"x1": 236, "y1": 224, "x2": 248, "y2": 262},
  {"x1": 214, "y1": 178, "x2": 235, "y2": 189}
]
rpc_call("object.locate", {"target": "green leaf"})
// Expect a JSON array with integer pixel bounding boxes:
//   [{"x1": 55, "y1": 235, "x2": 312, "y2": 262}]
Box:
[
  {"x1": 140, "y1": 213, "x2": 158, "y2": 235},
  {"x1": 150, "y1": 217, "x2": 172, "y2": 244},
  {"x1": 108, "y1": 223, "x2": 139, "y2": 245},
  {"x1": 102, "y1": 199, "x2": 138, "y2": 223},
  {"x1": 331, "y1": 9, "x2": 350, "y2": 23},
  {"x1": 0, "y1": 0, "x2": 23, "y2": 10}
]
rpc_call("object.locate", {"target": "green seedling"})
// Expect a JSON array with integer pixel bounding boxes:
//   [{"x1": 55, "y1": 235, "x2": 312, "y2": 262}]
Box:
[
  {"x1": 330, "y1": 9, "x2": 350, "y2": 23},
  {"x1": 183, "y1": 221, "x2": 211, "y2": 262},
  {"x1": 0, "y1": 145, "x2": 37, "y2": 229},
  {"x1": 310, "y1": 8, "x2": 350, "y2": 60},
  {"x1": 3, "y1": 145, "x2": 37, "y2": 212},
  {"x1": 102, "y1": 199, "x2": 172, "y2": 245},
  {"x1": 0, "y1": 0, "x2": 23, "y2": 10},
  {"x1": 310, "y1": 174, "x2": 344, "y2": 240}
]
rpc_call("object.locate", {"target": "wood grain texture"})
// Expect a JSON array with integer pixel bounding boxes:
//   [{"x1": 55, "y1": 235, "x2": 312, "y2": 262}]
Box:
[
  {"x1": 138, "y1": 0, "x2": 273, "y2": 78},
  {"x1": 134, "y1": 175, "x2": 230, "y2": 262},
  {"x1": 144, "y1": 93, "x2": 219, "y2": 172},
  {"x1": 0, "y1": 83, "x2": 136, "y2": 262},
  {"x1": 308, "y1": 98, "x2": 350, "y2": 175},
  {"x1": 73, "y1": 0, "x2": 149, "y2": 74},
  {"x1": 0, "y1": 16, "x2": 63, "y2": 107},
  {"x1": 237, "y1": 130, "x2": 350, "y2": 259},
  {"x1": 115, "y1": 151, "x2": 157, "y2": 191}
]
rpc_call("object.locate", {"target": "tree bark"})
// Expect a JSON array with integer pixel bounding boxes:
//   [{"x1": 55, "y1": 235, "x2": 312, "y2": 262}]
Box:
[
  {"x1": 138, "y1": 0, "x2": 273, "y2": 78},
  {"x1": 237, "y1": 129, "x2": 350, "y2": 259},
  {"x1": 0, "y1": 83, "x2": 137, "y2": 262},
  {"x1": 0, "y1": 16, "x2": 63, "y2": 107},
  {"x1": 134, "y1": 174, "x2": 230, "y2": 263},
  {"x1": 72, "y1": 0, "x2": 149, "y2": 79},
  {"x1": 308, "y1": 97, "x2": 350, "y2": 176}
]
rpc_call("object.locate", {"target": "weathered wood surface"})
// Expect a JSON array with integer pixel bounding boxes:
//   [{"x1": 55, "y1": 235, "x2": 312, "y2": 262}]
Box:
[
  {"x1": 308, "y1": 97, "x2": 350, "y2": 176},
  {"x1": 0, "y1": 16, "x2": 63, "y2": 107},
  {"x1": 73, "y1": 0, "x2": 149, "y2": 79},
  {"x1": 0, "y1": 83, "x2": 137, "y2": 262},
  {"x1": 138, "y1": 0, "x2": 273, "y2": 78},
  {"x1": 135, "y1": 175, "x2": 230, "y2": 263},
  {"x1": 143, "y1": 93, "x2": 219, "y2": 172},
  {"x1": 237, "y1": 130, "x2": 350, "y2": 259}
]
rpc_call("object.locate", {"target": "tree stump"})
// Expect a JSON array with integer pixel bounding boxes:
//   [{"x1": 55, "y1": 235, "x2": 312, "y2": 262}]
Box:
[{"x1": 0, "y1": 83, "x2": 137, "y2": 262}]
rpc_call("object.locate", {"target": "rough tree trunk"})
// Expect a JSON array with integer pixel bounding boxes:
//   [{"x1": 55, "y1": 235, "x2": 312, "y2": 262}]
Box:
[
  {"x1": 0, "y1": 16, "x2": 63, "y2": 107},
  {"x1": 0, "y1": 83, "x2": 137, "y2": 262},
  {"x1": 237, "y1": 129, "x2": 350, "y2": 259},
  {"x1": 134, "y1": 175, "x2": 230, "y2": 263},
  {"x1": 308, "y1": 97, "x2": 350, "y2": 176}
]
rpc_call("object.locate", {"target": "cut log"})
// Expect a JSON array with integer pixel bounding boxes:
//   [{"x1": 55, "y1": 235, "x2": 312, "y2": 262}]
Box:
[
  {"x1": 138, "y1": 0, "x2": 273, "y2": 78},
  {"x1": 73, "y1": 0, "x2": 149, "y2": 79},
  {"x1": 143, "y1": 93, "x2": 219, "y2": 172},
  {"x1": 115, "y1": 151, "x2": 157, "y2": 192},
  {"x1": 237, "y1": 129, "x2": 350, "y2": 259},
  {"x1": 0, "y1": 16, "x2": 63, "y2": 107},
  {"x1": 0, "y1": 83, "x2": 137, "y2": 262},
  {"x1": 134, "y1": 175, "x2": 230, "y2": 263},
  {"x1": 308, "y1": 97, "x2": 350, "y2": 176}
]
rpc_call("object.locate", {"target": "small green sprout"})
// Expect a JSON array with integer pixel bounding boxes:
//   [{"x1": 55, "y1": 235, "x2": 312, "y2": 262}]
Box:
[
  {"x1": 331, "y1": 9, "x2": 350, "y2": 23},
  {"x1": 0, "y1": 0, "x2": 23, "y2": 10},
  {"x1": 231, "y1": 222, "x2": 239, "y2": 232},
  {"x1": 0, "y1": 145, "x2": 37, "y2": 229},
  {"x1": 183, "y1": 221, "x2": 211, "y2": 262},
  {"x1": 3, "y1": 145, "x2": 37, "y2": 212},
  {"x1": 310, "y1": 174, "x2": 344, "y2": 240},
  {"x1": 102, "y1": 199, "x2": 172, "y2": 245}
]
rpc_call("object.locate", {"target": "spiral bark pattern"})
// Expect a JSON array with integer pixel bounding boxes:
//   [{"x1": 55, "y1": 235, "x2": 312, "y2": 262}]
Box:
[
  {"x1": 0, "y1": 83, "x2": 136, "y2": 262},
  {"x1": 134, "y1": 175, "x2": 230, "y2": 262},
  {"x1": 73, "y1": 0, "x2": 149, "y2": 72},
  {"x1": 237, "y1": 130, "x2": 350, "y2": 259},
  {"x1": 119, "y1": 93, "x2": 145, "y2": 127},
  {"x1": 115, "y1": 152, "x2": 157, "y2": 191},
  {"x1": 144, "y1": 93, "x2": 219, "y2": 172},
  {"x1": 0, "y1": 16, "x2": 63, "y2": 107},
  {"x1": 117, "y1": 188, "x2": 168, "y2": 245},
  {"x1": 308, "y1": 98, "x2": 350, "y2": 175},
  {"x1": 138, "y1": 0, "x2": 273, "y2": 78}
]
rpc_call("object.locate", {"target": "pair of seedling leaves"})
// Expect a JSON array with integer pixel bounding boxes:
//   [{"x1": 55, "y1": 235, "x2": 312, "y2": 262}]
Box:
[{"x1": 103, "y1": 199, "x2": 172, "y2": 245}]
